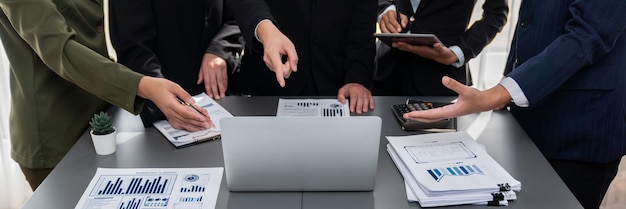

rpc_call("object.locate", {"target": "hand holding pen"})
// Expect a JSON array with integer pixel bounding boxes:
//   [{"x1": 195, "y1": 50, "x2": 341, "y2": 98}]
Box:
[
  {"x1": 136, "y1": 76, "x2": 213, "y2": 132},
  {"x1": 379, "y1": 2, "x2": 408, "y2": 33},
  {"x1": 175, "y1": 97, "x2": 214, "y2": 130}
]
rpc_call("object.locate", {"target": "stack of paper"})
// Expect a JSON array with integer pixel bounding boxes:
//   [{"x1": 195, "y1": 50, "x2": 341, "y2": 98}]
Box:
[{"x1": 386, "y1": 131, "x2": 521, "y2": 207}]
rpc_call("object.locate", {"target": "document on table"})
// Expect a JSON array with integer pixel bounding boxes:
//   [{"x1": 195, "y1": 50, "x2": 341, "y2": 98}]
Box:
[
  {"x1": 154, "y1": 93, "x2": 233, "y2": 148},
  {"x1": 276, "y1": 98, "x2": 350, "y2": 117},
  {"x1": 386, "y1": 131, "x2": 521, "y2": 207},
  {"x1": 74, "y1": 167, "x2": 223, "y2": 209}
]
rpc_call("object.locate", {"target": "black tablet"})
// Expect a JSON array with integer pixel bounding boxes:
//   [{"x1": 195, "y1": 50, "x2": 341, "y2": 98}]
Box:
[{"x1": 374, "y1": 33, "x2": 444, "y2": 47}]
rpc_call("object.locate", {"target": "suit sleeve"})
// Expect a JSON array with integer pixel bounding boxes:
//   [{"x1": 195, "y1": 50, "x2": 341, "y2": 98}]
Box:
[
  {"x1": 343, "y1": 0, "x2": 377, "y2": 87},
  {"x1": 457, "y1": 0, "x2": 508, "y2": 62},
  {"x1": 0, "y1": 0, "x2": 144, "y2": 114},
  {"x1": 225, "y1": 0, "x2": 273, "y2": 53},
  {"x1": 109, "y1": 0, "x2": 164, "y2": 78},
  {"x1": 205, "y1": 9, "x2": 244, "y2": 71},
  {"x1": 508, "y1": 0, "x2": 626, "y2": 105}
]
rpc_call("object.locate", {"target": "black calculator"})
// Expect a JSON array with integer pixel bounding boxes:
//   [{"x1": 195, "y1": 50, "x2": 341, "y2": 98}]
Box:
[{"x1": 391, "y1": 99, "x2": 455, "y2": 131}]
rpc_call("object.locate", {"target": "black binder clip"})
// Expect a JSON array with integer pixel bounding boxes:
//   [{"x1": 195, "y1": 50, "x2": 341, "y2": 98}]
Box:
[
  {"x1": 491, "y1": 192, "x2": 505, "y2": 201},
  {"x1": 498, "y1": 183, "x2": 511, "y2": 191},
  {"x1": 487, "y1": 192, "x2": 506, "y2": 206}
]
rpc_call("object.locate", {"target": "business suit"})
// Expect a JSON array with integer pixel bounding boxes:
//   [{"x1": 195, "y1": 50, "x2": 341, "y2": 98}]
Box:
[
  {"x1": 0, "y1": 0, "x2": 144, "y2": 186},
  {"x1": 374, "y1": 0, "x2": 508, "y2": 96},
  {"x1": 109, "y1": 0, "x2": 243, "y2": 126},
  {"x1": 226, "y1": 0, "x2": 377, "y2": 96},
  {"x1": 505, "y1": 1, "x2": 626, "y2": 207}
]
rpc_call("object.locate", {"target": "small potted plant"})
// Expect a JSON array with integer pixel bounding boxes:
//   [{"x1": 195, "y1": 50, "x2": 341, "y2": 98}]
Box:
[{"x1": 89, "y1": 111, "x2": 117, "y2": 155}]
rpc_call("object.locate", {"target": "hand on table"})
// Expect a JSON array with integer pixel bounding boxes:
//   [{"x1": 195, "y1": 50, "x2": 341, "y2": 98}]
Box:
[
  {"x1": 197, "y1": 53, "x2": 228, "y2": 99},
  {"x1": 337, "y1": 83, "x2": 375, "y2": 114}
]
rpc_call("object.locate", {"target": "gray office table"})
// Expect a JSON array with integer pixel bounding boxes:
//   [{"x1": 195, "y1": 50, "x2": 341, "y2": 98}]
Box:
[{"x1": 21, "y1": 96, "x2": 582, "y2": 209}]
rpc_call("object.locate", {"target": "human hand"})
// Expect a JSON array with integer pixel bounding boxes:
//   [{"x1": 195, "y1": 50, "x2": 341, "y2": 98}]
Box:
[
  {"x1": 137, "y1": 76, "x2": 212, "y2": 131},
  {"x1": 393, "y1": 42, "x2": 458, "y2": 65},
  {"x1": 257, "y1": 20, "x2": 298, "y2": 87},
  {"x1": 337, "y1": 83, "x2": 375, "y2": 114},
  {"x1": 379, "y1": 10, "x2": 408, "y2": 33},
  {"x1": 403, "y1": 76, "x2": 512, "y2": 122},
  {"x1": 197, "y1": 53, "x2": 227, "y2": 99}
]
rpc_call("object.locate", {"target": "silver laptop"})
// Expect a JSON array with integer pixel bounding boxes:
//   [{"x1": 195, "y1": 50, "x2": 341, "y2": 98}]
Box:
[{"x1": 220, "y1": 116, "x2": 382, "y2": 192}]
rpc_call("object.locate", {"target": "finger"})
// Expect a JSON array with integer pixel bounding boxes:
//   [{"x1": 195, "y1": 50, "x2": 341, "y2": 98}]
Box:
[
  {"x1": 441, "y1": 76, "x2": 466, "y2": 95},
  {"x1": 337, "y1": 88, "x2": 348, "y2": 105},
  {"x1": 286, "y1": 45, "x2": 298, "y2": 72},
  {"x1": 355, "y1": 95, "x2": 364, "y2": 114},
  {"x1": 266, "y1": 53, "x2": 287, "y2": 87},
  {"x1": 400, "y1": 14, "x2": 409, "y2": 28}
]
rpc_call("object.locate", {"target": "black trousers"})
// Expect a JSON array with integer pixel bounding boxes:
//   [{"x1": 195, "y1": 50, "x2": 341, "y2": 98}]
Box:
[{"x1": 548, "y1": 158, "x2": 621, "y2": 209}]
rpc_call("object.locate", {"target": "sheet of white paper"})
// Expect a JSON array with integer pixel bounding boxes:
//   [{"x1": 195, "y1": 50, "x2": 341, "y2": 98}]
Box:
[
  {"x1": 75, "y1": 167, "x2": 223, "y2": 209},
  {"x1": 276, "y1": 98, "x2": 350, "y2": 117},
  {"x1": 154, "y1": 93, "x2": 233, "y2": 147}
]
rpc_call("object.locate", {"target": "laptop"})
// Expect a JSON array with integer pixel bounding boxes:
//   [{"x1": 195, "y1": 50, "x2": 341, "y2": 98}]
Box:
[{"x1": 220, "y1": 116, "x2": 382, "y2": 192}]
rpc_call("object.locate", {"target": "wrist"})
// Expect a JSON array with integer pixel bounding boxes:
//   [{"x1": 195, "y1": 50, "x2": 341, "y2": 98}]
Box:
[{"x1": 257, "y1": 20, "x2": 277, "y2": 45}]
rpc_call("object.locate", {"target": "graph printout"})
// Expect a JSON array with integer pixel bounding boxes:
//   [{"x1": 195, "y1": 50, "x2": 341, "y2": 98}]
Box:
[
  {"x1": 75, "y1": 167, "x2": 223, "y2": 209},
  {"x1": 276, "y1": 98, "x2": 350, "y2": 117}
]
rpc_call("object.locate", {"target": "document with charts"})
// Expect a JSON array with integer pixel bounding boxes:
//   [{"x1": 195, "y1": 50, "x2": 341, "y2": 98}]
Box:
[
  {"x1": 276, "y1": 98, "x2": 349, "y2": 117},
  {"x1": 386, "y1": 131, "x2": 521, "y2": 207},
  {"x1": 153, "y1": 93, "x2": 233, "y2": 148},
  {"x1": 74, "y1": 167, "x2": 223, "y2": 209}
]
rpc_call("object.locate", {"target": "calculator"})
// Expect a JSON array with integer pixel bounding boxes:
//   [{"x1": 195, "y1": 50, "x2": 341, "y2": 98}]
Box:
[{"x1": 391, "y1": 99, "x2": 455, "y2": 131}]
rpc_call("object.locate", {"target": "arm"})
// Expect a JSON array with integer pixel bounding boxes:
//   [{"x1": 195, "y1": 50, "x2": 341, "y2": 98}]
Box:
[
  {"x1": 0, "y1": 0, "x2": 211, "y2": 131},
  {"x1": 337, "y1": 0, "x2": 377, "y2": 114},
  {"x1": 457, "y1": 0, "x2": 508, "y2": 62},
  {"x1": 508, "y1": 0, "x2": 626, "y2": 105},
  {"x1": 392, "y1": 0, "x2": 508, "y2": 66},
  {"x1": 225, "y1": 0, "x2": 297, "y2": 87},
  {"x1": 200, "y1": 10, "x2": 244, "y2": 99}
]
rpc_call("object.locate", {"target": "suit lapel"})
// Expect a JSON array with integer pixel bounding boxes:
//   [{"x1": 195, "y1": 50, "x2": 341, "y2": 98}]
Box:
[{"x1": 414, "y1": 0, "x2": 432, "y2": 15}]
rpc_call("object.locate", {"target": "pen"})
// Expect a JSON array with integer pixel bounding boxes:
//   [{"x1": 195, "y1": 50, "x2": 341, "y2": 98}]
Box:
[
  {"x1": 176, "y1": 97, "x2": 204, "y2": 115},
  {"x1": 176, "y1": 97, "x2": 217, "y2": 129}
]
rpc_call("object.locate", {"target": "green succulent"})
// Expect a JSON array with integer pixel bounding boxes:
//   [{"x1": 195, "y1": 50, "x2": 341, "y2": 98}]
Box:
[{"x1": 89, "y1": 111, "x2": 114, "y2": 135}]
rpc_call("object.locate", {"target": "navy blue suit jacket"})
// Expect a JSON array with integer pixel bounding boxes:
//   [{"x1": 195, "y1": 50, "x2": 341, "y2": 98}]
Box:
[{"x1": 505, "y1": 0, "x2": 626, "y2": 163}]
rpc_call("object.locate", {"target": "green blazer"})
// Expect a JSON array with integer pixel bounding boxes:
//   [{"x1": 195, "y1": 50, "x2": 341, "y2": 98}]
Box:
[{"x1": 0, "y1": 0, "x2": 145, "y2": 168}]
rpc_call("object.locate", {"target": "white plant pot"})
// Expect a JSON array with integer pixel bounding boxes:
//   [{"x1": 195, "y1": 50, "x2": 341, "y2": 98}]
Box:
[{"x1": 90, "y1": 128, "x2": 117, "y2": 155}]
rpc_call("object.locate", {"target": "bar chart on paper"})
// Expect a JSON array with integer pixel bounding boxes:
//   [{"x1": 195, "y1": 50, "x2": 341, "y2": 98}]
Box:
[
  {"x1": 75, "y1": 168, "x2": 224, "y2": 209},
  {"x1": 427, "y1": 164, "x2": 485, "y2": 182},
  {"x1": 92, "y1": 174, "x2": 175, "y2": 196}
]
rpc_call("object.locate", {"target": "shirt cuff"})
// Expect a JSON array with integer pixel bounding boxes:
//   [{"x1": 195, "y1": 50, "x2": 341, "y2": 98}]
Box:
[
  {"x1": 378, "y1": 5, "x2": 396, "y2": 23},
  {"x1": 449, "y1": 45, "x2": 464, "y2": 68},
  {"x1": 254, "y1": 19, "x2": 272, "y2": 42},
  {"x1": 499, "y1": 77, "x2": 529, "y2": 107}
]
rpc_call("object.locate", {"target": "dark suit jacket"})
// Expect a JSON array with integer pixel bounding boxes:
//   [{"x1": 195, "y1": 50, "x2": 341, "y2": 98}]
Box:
[
  {"x1": 226, "y1": 0, "x2": 377, "y2": 96},
  {"x1": 109, "y1": 0, "x2": 243, "y2": 126},
  {"x1": 374, "y1": 0, "x2": 508, "y2": 96},
  {"x1": 505, "y1": 0, "x2": 626, "y2": 163}
]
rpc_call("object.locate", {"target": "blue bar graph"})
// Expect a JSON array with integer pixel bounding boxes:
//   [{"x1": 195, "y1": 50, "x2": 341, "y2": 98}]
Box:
[
  {"x1": 180, "y1": 185, "x2": 206, "y2": 193},
  {"x1": 119, "y1": 198, "x2": 142, "y2": 209},
  {"x1": 93, "y1": 174, "x2": 176, "y2": 196},
  {"x1": 427, "y1": 164, "x2": 484, "y2": 182}
]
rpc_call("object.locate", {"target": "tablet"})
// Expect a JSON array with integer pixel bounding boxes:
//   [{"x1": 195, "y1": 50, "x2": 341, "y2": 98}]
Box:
[{"x1": 374, "y1": 33, "x2": 444, "y2": 47}]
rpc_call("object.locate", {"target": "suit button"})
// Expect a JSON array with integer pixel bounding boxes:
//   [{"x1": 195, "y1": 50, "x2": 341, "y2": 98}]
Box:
[
  {"x1": 96, "y1": 25, "x2": 104, "y2": 33},
  {"x1": 514, "y1": 58, "x2": 520, "y2": 65},
  {"x1": 520, "y1": 19, "x2": 528, "y2": 28}
]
